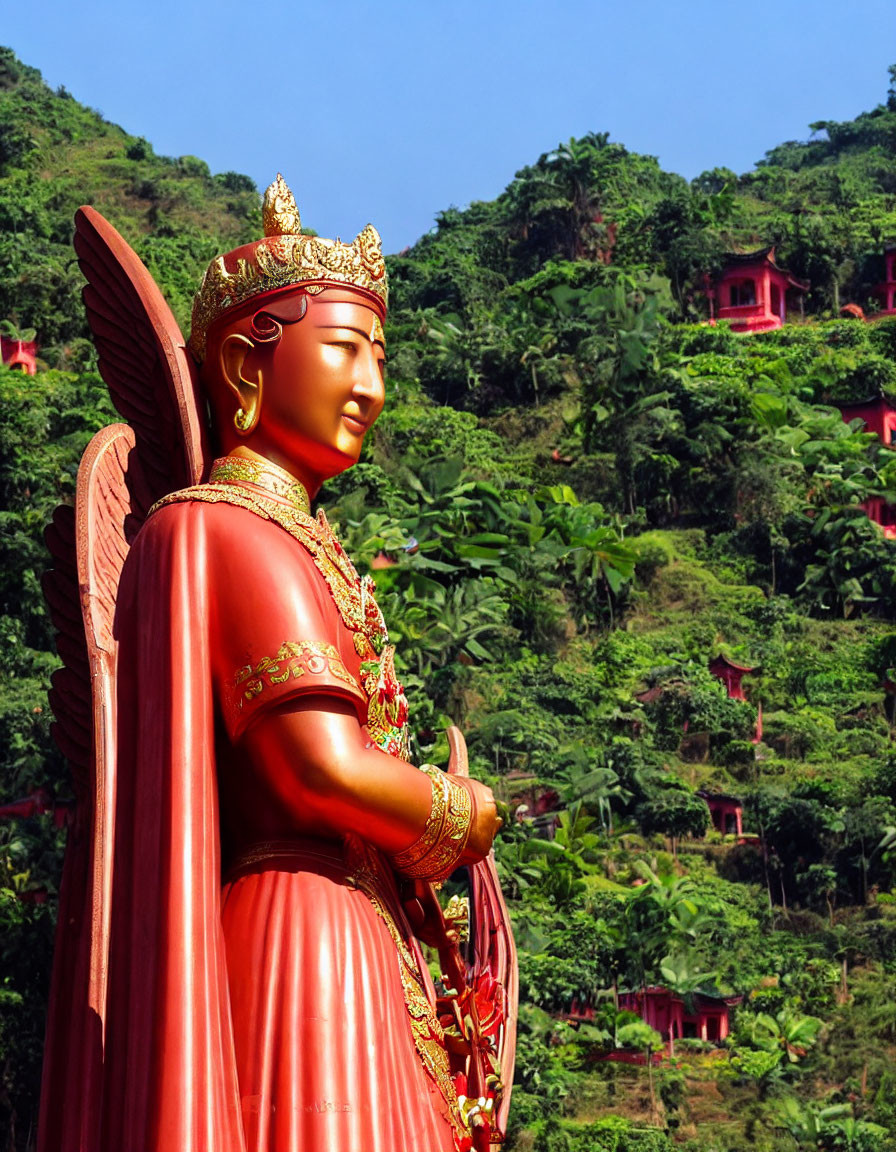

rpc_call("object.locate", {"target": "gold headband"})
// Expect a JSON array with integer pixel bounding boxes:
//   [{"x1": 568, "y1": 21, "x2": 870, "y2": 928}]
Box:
[{"x1": 189, "y1": 174, "x2": 388, "y2": 360}]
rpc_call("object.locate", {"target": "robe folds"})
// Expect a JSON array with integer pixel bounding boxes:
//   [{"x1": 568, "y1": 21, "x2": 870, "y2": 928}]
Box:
[{"x1": 88, "y1": 495, "x2": 459, "y2": 1152}]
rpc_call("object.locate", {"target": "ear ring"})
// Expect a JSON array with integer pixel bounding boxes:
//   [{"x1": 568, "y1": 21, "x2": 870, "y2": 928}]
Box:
[{"x1": 232, "y1": 368, "x2": 263, "y2": 435}]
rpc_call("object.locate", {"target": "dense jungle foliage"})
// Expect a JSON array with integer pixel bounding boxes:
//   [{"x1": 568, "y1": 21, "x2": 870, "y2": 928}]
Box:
[{"x1": 2, "y1": 45, "x2": 896, "y2": 1152}]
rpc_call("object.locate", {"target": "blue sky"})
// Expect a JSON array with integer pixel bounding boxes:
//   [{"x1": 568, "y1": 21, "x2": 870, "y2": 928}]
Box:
[{"x1": 3, "y1": 0, "x2": 895, "y2": 253}]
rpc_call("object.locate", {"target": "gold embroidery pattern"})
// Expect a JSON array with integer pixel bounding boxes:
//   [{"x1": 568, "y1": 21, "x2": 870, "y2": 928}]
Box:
[
  {"x1": 208, "y1": 456, "x2": 311, "y2": 511},
  {"x1": 390, "y1": 766, "x2": 472, "y2": 881},
  {"x1": 391, "y1": 767, "x2": 450, "y2": 873},
  {"x1": 151, "y1": 479, "x2": 384, "y2": 640},
  {"x1": 233, "y1": 640, "x2": 362, "y2": 710},
  {"x1": 345, "y1": 837, "x2": 466, "y2": 1147},
  {"x1": 360, "y1": 645, "x2": 410, "y2": 761}
]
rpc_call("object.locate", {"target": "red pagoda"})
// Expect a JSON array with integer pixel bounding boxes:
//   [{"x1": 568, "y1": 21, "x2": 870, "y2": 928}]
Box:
[
  {"x1": 617, "y1": 987, "x2": 740, "y2": 1046},
  {"x1": 838, "y1": 394, "x2": 896, "y2": 538},
  {"x1": 567, "y1": 987, "x2": 742, "y2": 1060},
  {"x1": 708, "y1": 247, "x2": 808, "y2": 333},
  {"x1": 870, "y1": 247, "x2": 896, "y2": 316},
  {"x1": 708, "y1": 654, "x2": 755, "y2": 701},
  {"x1": 697, "y1": 790, "x2": 744, "y2": 837},
  {"x1": 0, "y1": 334, "x2": 38, "y2": 375},
  {"x1": 838, "y1": 393, "x2": 896, "y2": 446}
]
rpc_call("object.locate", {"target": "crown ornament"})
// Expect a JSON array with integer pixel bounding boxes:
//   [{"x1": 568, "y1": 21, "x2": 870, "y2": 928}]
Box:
[{"x1": 189, "y1": 174, "x2": 387, "y2": 360}]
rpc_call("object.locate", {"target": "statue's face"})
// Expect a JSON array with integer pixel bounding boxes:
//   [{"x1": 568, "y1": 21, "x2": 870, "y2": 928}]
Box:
[{"x1": 255, "y1": 289, "x2": 386, "y2": 483}]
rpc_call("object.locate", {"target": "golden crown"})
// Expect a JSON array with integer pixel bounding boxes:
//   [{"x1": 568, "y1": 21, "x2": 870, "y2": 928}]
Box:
[{"x1": 189, "y1": 174, "x2": 388, "y2": 360}]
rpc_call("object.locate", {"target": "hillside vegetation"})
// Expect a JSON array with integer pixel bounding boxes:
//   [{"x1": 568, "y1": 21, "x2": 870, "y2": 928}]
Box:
[{"x1": 2, "y1": 47, "x2": 896, "y2": 1152}]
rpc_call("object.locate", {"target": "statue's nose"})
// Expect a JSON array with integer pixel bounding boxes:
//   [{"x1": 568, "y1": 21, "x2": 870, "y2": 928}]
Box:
[{"x1": 354, "y1": 348, "x2": 385, "y2": 407}]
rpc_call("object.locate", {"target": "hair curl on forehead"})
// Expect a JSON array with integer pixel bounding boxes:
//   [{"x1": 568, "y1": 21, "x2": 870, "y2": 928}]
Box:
[
  {"x1": 249, "y1": 293, "x2": 308, "y2": 344},
  {"x1": 196, "y1": 290, "x2": 309, "y2": 368}
]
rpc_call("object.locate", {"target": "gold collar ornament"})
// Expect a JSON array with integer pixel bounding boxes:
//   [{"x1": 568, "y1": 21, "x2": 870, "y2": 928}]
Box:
[
  {"x1": 189, "y1": 174, "x2": 388, "y2": 361},
  {"x1": 207, "y1": 455, "x2": 311, "y2": 512}
]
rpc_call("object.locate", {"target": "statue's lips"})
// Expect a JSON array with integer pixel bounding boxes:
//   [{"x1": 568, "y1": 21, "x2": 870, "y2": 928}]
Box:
[{"x1": 341, "y1": 413, "x2": 369, "y2": 434}]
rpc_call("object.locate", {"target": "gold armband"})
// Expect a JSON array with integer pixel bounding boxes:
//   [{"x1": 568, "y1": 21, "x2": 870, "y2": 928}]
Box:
[{"x1": 390, "y1": 765, "x2": 474, "y2": 881}]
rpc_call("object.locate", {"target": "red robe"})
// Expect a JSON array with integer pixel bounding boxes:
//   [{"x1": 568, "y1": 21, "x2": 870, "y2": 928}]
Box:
[{"x1": 75, "y1": 487, "x2": 461, "y2": 1151}]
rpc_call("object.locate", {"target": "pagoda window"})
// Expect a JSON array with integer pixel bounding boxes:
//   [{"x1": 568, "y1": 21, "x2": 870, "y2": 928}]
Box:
[{"x1": 730, "y1": 279, "x2": 756, "y2": 307}]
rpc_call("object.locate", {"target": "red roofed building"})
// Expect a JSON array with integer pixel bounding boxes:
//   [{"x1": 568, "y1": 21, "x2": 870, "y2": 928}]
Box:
[
  {"x1": 838, "y1": 394, "x2": 896, "y2": 538},
  {"x1": 617, "y1": 987, "x2": 741, "y2": 1047},
  {"x1": 707, "y1": 247, "x2": 808, "y2": 333},
  {"x1": 858, "y1": 498, "x2": 896, "y2": 539},
  {"x1": 838, "y1": 393, "x2": 896, "y2": 447},
  {"x1": 708, "y1": 654, "x2": 755, "y2": 701},
  {"x1": 0, "y1": 334, "x2": 38, "y2": 375},
  {"x1": 565, "y1": 987, "x2": 741, "y2": 1061},
  {"x1": 697, "y1": 790, "x2": 744, "y2": 837}
]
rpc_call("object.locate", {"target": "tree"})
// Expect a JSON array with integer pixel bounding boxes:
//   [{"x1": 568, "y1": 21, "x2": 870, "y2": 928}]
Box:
[{"x1": 636, "y1": 787, "x2": 710, "y2": 853}]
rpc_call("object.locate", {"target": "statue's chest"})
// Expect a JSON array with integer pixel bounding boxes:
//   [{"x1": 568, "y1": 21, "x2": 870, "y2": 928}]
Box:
[{"x1": 291, "y1": 511, "x2": 411, "y2": 763}]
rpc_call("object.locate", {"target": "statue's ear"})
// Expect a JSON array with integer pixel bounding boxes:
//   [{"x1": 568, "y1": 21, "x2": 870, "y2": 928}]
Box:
[
  {"x1": 219, "y1": 333, "x2": 262, "y2": 435},
  {"x1": 217, "y1": 331, "x2": 256, "y2": 407}
]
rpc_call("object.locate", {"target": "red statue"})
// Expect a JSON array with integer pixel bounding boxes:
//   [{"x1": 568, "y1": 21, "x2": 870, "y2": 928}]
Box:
[{"x1": 40, "y1": 176, "x2": 517, "y2": 1151}]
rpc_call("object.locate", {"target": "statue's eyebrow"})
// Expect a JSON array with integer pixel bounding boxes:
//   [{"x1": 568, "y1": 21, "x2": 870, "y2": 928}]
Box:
[
  {"x1": 317, "y1": 323, "x2": 385, "y2": 347},
  {"x1": 316, "y1": 324, "x2": 372, "y2": 338}
]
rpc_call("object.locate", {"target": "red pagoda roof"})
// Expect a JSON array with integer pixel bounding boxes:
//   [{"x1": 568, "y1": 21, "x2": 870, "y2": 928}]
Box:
[
  {"x1": 720, "y1": 246, "x2": 809, "y2": 292},
  {"x1": 837, "y1": 392, "x2": 896, "y2": 412},
  {"x1": 697, "y1": 789, "x2": 743, "y2": 806},
  {"x1": 709, "y1": 653, "x2": 756, "y2": 674}
]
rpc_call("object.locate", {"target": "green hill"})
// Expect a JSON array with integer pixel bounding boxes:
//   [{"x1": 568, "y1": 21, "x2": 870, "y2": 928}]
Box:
[
  {"x1": 2, "y1": 47, "x2": 896, "y2": 1152},
  {"x1": 0, "y1": 46, "x2": 259, "y2": 360}
]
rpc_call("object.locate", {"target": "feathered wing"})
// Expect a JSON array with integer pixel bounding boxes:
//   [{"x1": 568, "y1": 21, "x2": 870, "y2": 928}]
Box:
[
  {"x1": 39, "y1": 207, "x2": 210, "y2": 1152},
  {"x1": 39, "y1": 426, "x2": 134, "y2": 1151},
  {"x1": 73, "y1": 205, "x2": 209, "y2": 509},
  {"x1": 446, "y1": 726, "x2": 518, "y2": 1146}
]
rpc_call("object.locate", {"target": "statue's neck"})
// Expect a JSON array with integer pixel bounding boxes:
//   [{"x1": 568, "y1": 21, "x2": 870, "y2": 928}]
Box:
[
  {"x1": 225, "y1": 445, "x2": 321, "y2": 501},
  {"x1": 209, "y1": 453, "x2": 313, "y2": 512}
]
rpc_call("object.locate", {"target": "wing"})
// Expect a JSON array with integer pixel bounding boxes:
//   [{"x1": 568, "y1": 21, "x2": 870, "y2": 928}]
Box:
[
  {"x1": 39, "y1": 425, "x2": 138, "y2": 1152},
  {"x1": 43, "y1": 505, "x2": 91, "y2": 790},
  {"x1": 446, "y1": 726, "x2": 518, "y2": 1147},
  {"x1": 41, "y1": 210, "x2": 213, "y2": 1151},
  {"x1": 46, "y1": 204, "x2": 212, "y2": 799},
  {"x1": 73, "y1": 205, "x2": 210, "y2": 511}
]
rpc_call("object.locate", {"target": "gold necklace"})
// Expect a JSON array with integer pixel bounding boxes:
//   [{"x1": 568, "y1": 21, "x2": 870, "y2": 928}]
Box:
[{"x1": 208, "y1": 455, "x2": 312, "y2": 512}]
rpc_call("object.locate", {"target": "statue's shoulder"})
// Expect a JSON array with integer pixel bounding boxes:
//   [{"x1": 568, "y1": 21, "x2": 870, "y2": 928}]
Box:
[
  {"x1": 142, "y1": 482, "x2": 318, "y2": 567},
  {"x1": 148, "y1": 482, "x2": 257, "y2": 517},
  {"x1": 134, "y1": 484, "x2": 272, "y2": 560},
  {"x1": 146, "y1": 482, "x2": 288, "y2": 533}
]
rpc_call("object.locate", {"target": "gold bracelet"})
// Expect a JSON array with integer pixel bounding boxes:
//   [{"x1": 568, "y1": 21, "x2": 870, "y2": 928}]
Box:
[
  {"x1": 391, "y1": 765, "x2": 449, "y2": 872},
  {"x1": 390, "y1": 766, "x2": 474, "y2": 881}
]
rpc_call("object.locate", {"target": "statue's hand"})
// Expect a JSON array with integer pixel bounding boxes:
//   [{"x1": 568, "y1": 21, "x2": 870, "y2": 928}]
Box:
[
  {"x1": 457, "y1": 777, "x2": 502, "y2": 865},
  {"x1": 445, "y1": 726, "x2": 501, "y2": 864}
]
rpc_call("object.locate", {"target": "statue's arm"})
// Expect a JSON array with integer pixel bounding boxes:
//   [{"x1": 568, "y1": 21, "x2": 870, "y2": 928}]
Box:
[
  {"x1": 241, "y1": 695, "x2": 499, "y2": 863},
  {"x1": 188, "y1": 501, "x2": 499, "y2": 867}
]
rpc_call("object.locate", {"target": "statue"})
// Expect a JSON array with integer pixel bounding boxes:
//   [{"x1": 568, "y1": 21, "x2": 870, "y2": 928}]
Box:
[{"x1": 39, "y1": 176, "x2": 517, "y2": 1152}]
